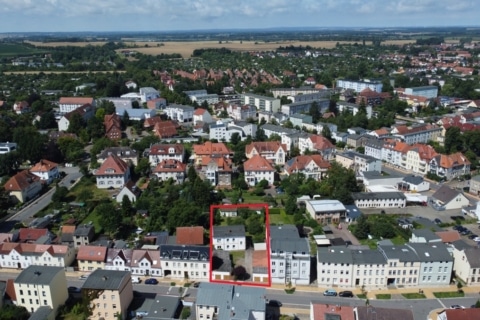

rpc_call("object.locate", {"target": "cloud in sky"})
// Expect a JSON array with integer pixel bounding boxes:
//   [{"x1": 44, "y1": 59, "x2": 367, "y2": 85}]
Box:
[{"x1": 0, "y1": 0, "x2": 478, "y2": 32}]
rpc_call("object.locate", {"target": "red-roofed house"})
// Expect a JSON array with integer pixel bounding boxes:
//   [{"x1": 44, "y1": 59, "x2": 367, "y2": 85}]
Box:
[
  {"x1": 58, "y1": 97, "x2": 95, "y2": 113},
  {"x1": 147, "y1": 143, "x2": 185, "y2": 166},
  {"x1": 203, "y1": 156, "x2": 232, "y2": 187},
  {"x1": 252, "y1": 249, "x2": 269, "y2": 283},
  {"x1": 176, "y1": 226, "x2": 205, "y2": 245},
  {"x1": 0, "y1": 243, "x2": 75, "y2": 269},
  {"x1": 356, "y1": 88, "x2": 391, "y2": 106},
  {"x1": 94, "y1": 154, "x2": 131, "y2": 189},
  {"x1": 429, "y1": 152, "x2": 471, "y2": 181},
  {"x1": 192, "y1": 142, "x2": 231, "y2": 166},
  {"x1": 58, "y1": 103, "x2": 95, "y2": 132},
  {"x1": 146, "y1": 97, "x2": 167, "y2": 110},
  {"x1": 298, "y1": 134, "x2": 336, "y2": 160},
  {"x1": 310, "y1": 302, "x2": 354, "y2": 320},
  {"x1": 405, "y1": 143, "x2": 438, "y2": 175},
  {"x1": 77, "y1": 245, "x2": 108, "y2": 271},
  {"x1": 284, "y1": 155, "x2": 331, "y2": 180},
  {"x1": 244, "y1": 155, "x2": 275, "y2": 186},
  {"x1": 153, "y1": 120, "x2": 178, "y2": 139},
  {"x1": 104, "y1": 113, "x2": 122, "y2": 140},
  {"x1": 193, "y1": 108, "x2": 213, "y2": 126},
  {"x1": 130, "y1": 249, "x2": 162, "y2": 276},
  {"x1": 30, "y1": 159, "x2": 59, "y2": 184},
  {"x1": 18, "y1": 228, "x2": 51, "y2": 243},
  {"x1": 245, "y1": 141, "x2": 287, "y2": 165},
  {"x1": 4, "y1": 170, "x2": 42, "y2": 203},
  {"x1": 153, "y1": 159, "x2": 186, "y2": 184},
  {"x1": 436, "y1": 308, "x2": 480, "y2": 320}
]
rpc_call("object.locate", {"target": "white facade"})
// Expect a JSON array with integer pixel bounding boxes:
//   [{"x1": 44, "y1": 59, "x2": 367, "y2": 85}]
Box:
[
  {"x1": 0, "y1": 245, "x2": 75, "y2": 270},
  {"x1": 336, "y1": 79, "x2": 383, "y2": 92},
  {"x1": 405, "y1": 86, "x2": 438, "y2": 99},
  {"x1": 209, "y1": 121, "x2": 227, "y2": 141},
  {"x1": 213, "y1": 233, "x2": 246, "y2": 251},
  {"x1": 139, "y1": 87, "x2": 160, "y2": 103},
  {"x1": 244, "y1": 168, "x2": 275, "y2": 187},
  {"x1": 164, "y1": 104, "x2": 194, "y2": 122},
  {"x1": 352, "y1": 192, "x2": 407, "y2": 209},
  {"x1": 159, "y1": 245, "x2": 209, "y2": 280},
  {"x1": 452, "y1": 247, "x2": 480, "y2": 285},
  {"x1": 241, "y1": 93, "x2": 281, "y2": 112}
]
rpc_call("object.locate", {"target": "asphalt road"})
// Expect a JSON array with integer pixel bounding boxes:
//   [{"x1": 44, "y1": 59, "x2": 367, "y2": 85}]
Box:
[{"x1": 1, "y1": 167, "x2": 82, "y2": 232}]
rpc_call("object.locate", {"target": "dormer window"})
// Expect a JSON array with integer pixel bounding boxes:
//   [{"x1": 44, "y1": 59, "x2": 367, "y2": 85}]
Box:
[{"x1": 105, "y1": 168, "x2": 115, "y2": 173}]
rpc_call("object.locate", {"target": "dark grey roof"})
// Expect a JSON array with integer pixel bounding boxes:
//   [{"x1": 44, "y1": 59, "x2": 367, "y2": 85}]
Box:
[
  {"x1": 15, "y1": 266, "x2": 64, "y2": 285},
  {"x1": 28, "y1": 306, "x2": 54, "y2": 320},
  {"x1": 406, "y1": 243, "x2": 453, "y2": 262},
  {"x1": 270, "y1": 225, "x2": 299, "y2": 240},
  {"x1": 74, "y1": 224, "x2": 94, "y2": 237},
  {"x1": 355, "y1": 306, "x2": 414, "y2": 320},
  {"x1": 341, "y1": 151, "x2": 378, "y2": 163},
  {"x1": 345, "y1": 205, "x2": 362, "y2": 219},
  {"x1": 260, "y1": 124, "x2": 298, "y2": 135},
  {"x1": 270, "y1": 225, "x2": 310, "y2": 253},
  {"x1": 317, "y1": 247, "x2": 353, "y2": 264},
  {"x1": 364, "y1": 138, "x2": 385, "y2": 149},
  {"x1": 135, "y1": 294, "x2": 181, "y2": 320},
  {"x1": 464, "y1": 248, "x2": 480, "y2": 268},
  {"x1": 159, "y1": 245, "x2": 209, "y2": 261},
  {"x1": 213, "y1": 225, "x2": 245, "y2": 238},
  {"x1": 352, "y1": 249, "x2": 387, "y2": 265},
  {"x1": 378, "y1": 245, "x2": 420, "y2": 262},
  {"x1": 362, "y1": 171, "x2": 401, "y2": 180},
  {"x1": 196, "y1": 283, "x2": 266, "y2": 320},
  {"x1": 411, "y1": 229, "x2": 440, "y2": 242},
  {"x1": 352, "y1": 192, "x2": 406, "y2": 201},
  {"x1": 403, "y1": 175, "x2": 425, "y2": 185},
  {"x1": 431, "y1": 185, "x2": 463, "y2": 204},
  {"x1": 98, "y1": 147, "x2": 137, "y2": 159},
  {"x1": 82, "y1": 269, "x2": 130, "y2": 290},
  {"x1": 451, "y1": 239, "x2": 473, "y2": 251}
]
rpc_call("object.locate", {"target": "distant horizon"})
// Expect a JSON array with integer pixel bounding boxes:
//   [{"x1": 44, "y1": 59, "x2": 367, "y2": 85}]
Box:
[{"x1": 1, "y1": 0, "x2": 479, "y2": 33}]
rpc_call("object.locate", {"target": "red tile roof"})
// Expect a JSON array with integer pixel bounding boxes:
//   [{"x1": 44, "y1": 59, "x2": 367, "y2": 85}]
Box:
[
  {"x1": 435, "y1": 231, "x2": 461, "y2": 243},
  {"x1": 193, "y1": 141, "x2": 231, "y2": 156},
  {"x1": 176, "y1": 226, "x2": 205, "y2": 245},
  {"x1": 154, "y1": 120, "x2": 178, "y2": 138},
  {"x1": 311, "y1": 303, "x2": 354, "y2": 320},
  {"x1": 30, "y1": 159, "x2": 58, "y2": 173},
  {"x1": 76, "y1": 245, "x2": 107, "y2": 262},
  {"x1": 285, "y1": 155, "x2": 331, "y2": 174},
  {"x1": 194, "y1": 108, "x2": 207, "y2": 116},
  {"x1": 245, "y1": 141, "x2": 287, "y2": 155},
  {"x1": 130, "y1": 249, "x2": 161, "y2": 269},
  {"x1": 309, "y1": 135, "x2": 335, "y2": 150},
  {"x1": 153, "y1": 159, "x2": 186, "y2": 173},
  {"x1": 149, "y1": 143, "x2": 184, "y2": 155},
  {"x1": 244, "y1": 155, "x2": 275, "y2": 172},
  {"x1": 18, "y1": 228, "x2": 49, "y2": 242},
  {"x1": 441, "y1": 308, "x2": 480, "y2": 320},
  {"x1": 438, "y1": 152, "x2": 470, "y2": 168},
  {"x1": 95, "y1": 154, "x2": 129, "y2": 176},
  {"x1": 4, "y1": 170, "x2": 40, "y2": 192},
  {"x1": 59, "y1": 97, "x2": 94, "y2": 105}
]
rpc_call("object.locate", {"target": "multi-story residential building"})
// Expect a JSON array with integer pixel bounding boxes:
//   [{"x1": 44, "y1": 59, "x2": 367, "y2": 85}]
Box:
[
  {"x1": 94, "y1": 154, "x2": 131, "y2": 189},
  {"x1": 270, "y1": 87, "x2": 328, "y2": 98},
  {"x1": 261, "y1": 124, "x2": 298, "y2": 139},
  {"x1": 355, "y1": 88, "x2": 391, "y2": 106},
  {"x1": 336, "y1": 79, "x2": 383, "y2": 93},
  {"x1": 14, "y1": 266, "x2": 68, "y2": 315},
  {"x1": 130, "y1": 249, "x2": 162, "y2": 277},
  {"x1": 244, "y1": 155, "x2": 275, "y2": 187},
  {"x1": 352, "y1": 249, "x2": 388, "y2": 288},
  {"x1": 452, "y1": 245, "x2": 480, "y2": 285},
  {"x1": 193, "y1": 108, "x2": 213, "y2": 125},
  {"x1": 4, "y1": 170, "x2": 42, "y2": 203},
  {"x1": 77, "y1": 245, "x2": 107, "y2": 271},
  {"x1": 195, "y1": 283, "x2": 266, "y2": 320},
  {"x1": 391, "y1": 124, "x2": 442, "y2": 145},
  {"x1": 116, "y1": 107, "x2": 156, "y2": 121},
  {"x1": 227, "y1": 121, "x2": 257, "y2": 139},
  {"x1": 245, "y1": 141, "x2": 287, "y2": 165},
  {"x1": 284, "y1": 155, "x2": 330, "y2": 181},
  {"x1": 298, "y1": 134, "x2": 336, "y2": 160},
  {"x1": 153, "y1": 120, "x2": 178, "y2": 139},
  {"x1": 241, "y1": 93, "x2": 280, "y2": 112},
  {"x1": 364, "y1": 138, "x2": 385, "y2": 160},
  {"x1": 346, "y1": 134, "x2": 369, "y2": 149},
  {"x1": 0, "y1": 142, "x2": 17, "y2": 154},
  {"x1": 58, "y1": 97, "x2": 95, "y2": 113},
  {"x1": 404, "y1": 86, "x2": 438, "y2": 99},
  {"x1": 378, "y1": 244, "x2": 421, "y2": 287},
  {"x1": 470, "y1": 175, "x2": 480, "y2": 196},
  {"x1": 209, "y1": 121, "x2": 227, "y2": 141},
  {"x1": 311, "y1": 302, "x2": 354, "y2": 320},
  {"x1": 192, "y1": 141, "x2": 231, "y2": 166},
  {"x1": 270, "y1": 225, "x2": 311, "y2": 285},
  {"x1": 73, "y1": 224, "x2": 95, "y2": 248},
  {"x1": 352, "y1": 192, "x2": 407, "y2": 209},
  {"x1": 29, "y1": 159, "x2": 59, "y2": 185},
  {"x1": 429, "y1": 153, "x2": 471, "y2": 180},
  {"x1": 304, "y1": 199, "x2": 347, "y2": 224},
  {"x1": 226, "y1": 104, "x2": 257, "y2": 121},
  {"x1": 212, "y1": 225, "x2": 246, "y2": 251},
  {"x1": 203, "y1": 156, "x2": 232, "y2": 187},
  {"x1": 147, "y1": 143, "x2": 184, "y2": 166},
  {"x1": 317, "y1": 246, "x2": 354, "y2": 288},
  {"x1": 176, "y1": 226, "x2": 205, "y2": 246},
  {"x1": 152, "y1": 159, "x2": 186, "y2": 184},
  {"x1": 58, "y1": 103, "x2": 95, "y2": 132},
  {"x1": 159, "y1": 245, "x2": 209, "y2": 280},
  {"x1": 382, "y1": 140, "x2": 411, "y2": 167},
  {"x1": 0, "y1": 243, "x2": 75, "y2": 269},
  {"x1": 104, "y1": 249, "x2": 133, "y2": 272},
  {"x1": 82, "y1": 269, "x2": 133, "y2": 320},
  {"x1": 281, "y1": 99, "x2": 329, "y2": 116},
  {"x1": 337, "y1": 101, "x2": 373, "y2": 118},
  {"x1": 405, "y1": 143, "x2": 438, "y2": 175},
  {"x1": 104, "y1": 113, "x2": 122, "y2": 141},
  {"x1": 408, "y1": 243, "x2": 453, "y2": 286},
  {"x1": 164, "y1": 104, "x2": 194, "y2": 122},
  {"x1": 335, "y1": 151, "x2": 382, "y2": 175},
  {"x1": 97, "y1": 147, "x2": 139, "y2": 166},
  {"x1": 184, "y1": 89, "x2": 219, "y2": 105}
]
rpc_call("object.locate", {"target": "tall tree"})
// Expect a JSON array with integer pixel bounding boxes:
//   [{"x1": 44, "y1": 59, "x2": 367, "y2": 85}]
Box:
[
  {"x1": 444, "y1": 127, "x2": 464, "y2": 154},
  {"x1": 13, "y1": 127, "x2": 47, "y2": 163},
  {"x1": 309, "y1": 101, "x2": 321, "y2": 123}
]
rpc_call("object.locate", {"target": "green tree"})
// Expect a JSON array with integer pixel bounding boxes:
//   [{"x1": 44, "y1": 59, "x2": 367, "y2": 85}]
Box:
[
  {"x1": 97, "y1": 202, "x2": 122, "y2": 236},
  {"x1": 230, "y1": 132, "x2": 241, "y2": 146},
  {"x1": 121, "y1": 195, "x2": 133, "y2": 216},
  {"x1": 0, "y1": 152, "x2": 20, "y2": 176},
  {"x1": 13, "y1": 127, "x2": 48, "y2": 163},
  {"x1": 309, "y1": 101, "x2": 321, "y2": 123},
  {"x1": 67, "y1": 113, "x2": 86, "y2": 133},
  {"x1": 134, "y1": 158, "x2": 151, "y2": 177},
  {"x1": 52, "y1": 186, "x2": 69, "y2": 203},
  {"x1": 284, "y1": 195, "x2": 298, "y2": 215},
  {"x1": 444, "y1": 127, "x2": 464, "y2": 154},
  {"x1": 77, "y1": 188, "x2": 93, "y2": 203},
  {"x1": 353, "y1": 214, "x2": 369, "y2": 239},
  {"x1": 321, "y1": 125, "x2": 333, "y2": 143},
  {"x1": 0, "y1": 304, "x2": 30, "y2": 320}
]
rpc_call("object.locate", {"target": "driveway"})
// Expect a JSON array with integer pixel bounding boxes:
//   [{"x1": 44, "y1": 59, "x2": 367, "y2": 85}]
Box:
[{"x1": 327, "y1": 223, "x2": 361, "y2": 245}]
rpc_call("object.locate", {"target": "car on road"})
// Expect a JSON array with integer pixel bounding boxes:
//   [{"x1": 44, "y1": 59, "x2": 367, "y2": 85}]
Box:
[
  {"x1": 79, "y1": 274, "x2": 89, "y2": 280},
  {"x1": 474, "y1": 237, "x2": 480, "y2": 242},
  {"x1": 68, "y1": 286, "x2": 81, "y2": 293},
  {"x1": 267, "y1": 300, "x2": 283, "y2": 307},
  {"x1": 323, "y1": 289, "x2": 337, "y2": 296},
  {"x1": 145, "y1": 278, "x2": 158, "y2": 285},
  {"x1": 461, "y1": 230, "x2": 472, "y2": 236},
  {"x1": 468, "y1": 234, "x2": 478, "y2": 239},
  {"x1": 434, "y1": 218, "x2": 442, "y2": 224},
  {"x1": 193, "y1": 282, "x2": 200, "y2": 288},
  {"x1": 450, "y1": 305, "x2": 465, "y2": 309},
  {"x1": 338, "y1": 291, "x2": 354, "y2": 297}
]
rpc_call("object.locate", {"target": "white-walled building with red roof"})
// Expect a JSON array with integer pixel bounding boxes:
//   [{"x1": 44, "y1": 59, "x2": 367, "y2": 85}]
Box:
[{"x1": 94, "y1": 154, "x2": 130, "y2": 189}]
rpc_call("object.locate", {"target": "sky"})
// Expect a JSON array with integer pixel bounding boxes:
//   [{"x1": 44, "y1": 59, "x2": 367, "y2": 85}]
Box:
[{"x1": 0, "y1": 0, "x2": 479, "y2": 33}]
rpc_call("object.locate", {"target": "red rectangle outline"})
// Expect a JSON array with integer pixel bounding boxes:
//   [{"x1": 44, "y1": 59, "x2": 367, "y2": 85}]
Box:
[{"x1": 209, "y1": 203, "x2": 271, "y2": 287}]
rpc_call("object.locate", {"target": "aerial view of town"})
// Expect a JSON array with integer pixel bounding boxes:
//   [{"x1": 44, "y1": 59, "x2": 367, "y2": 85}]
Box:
[{"x1": 1, "y1": 1, "x2": 480, "y2": 320}]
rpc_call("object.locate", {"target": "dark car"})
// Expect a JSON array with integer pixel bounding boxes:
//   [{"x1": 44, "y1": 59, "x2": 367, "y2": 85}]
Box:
[
  {"x1": 268, "y1": 300, "x2": 283, "y2": 307},
  {"x1": 145, "y1": 278, "x2": 158, "y2": 285},
  {"x1": 434, "y1": 218, "x2": 442, "y2": 224},
  {"x1": 193, "y1": 282, "x2": 200, "y2": 288},
  {"x1": 461, "y1": 230, "x2": 472, "y2": 236},
  {"x1": 339, "y1": 291, "x2": 354, "y2": 297},
  {"x1": 468, "y1": 234, "x2": 478, "y2": 239},
  {"x1": 68, "y1": 286, "x2": 81, "y2": 293}
]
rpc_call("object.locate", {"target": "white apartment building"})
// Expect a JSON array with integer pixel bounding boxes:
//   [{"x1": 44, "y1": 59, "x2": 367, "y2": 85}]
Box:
[
  {"x1": 14, "y1": 266, "x2": 68, "y2": 315},
  {"x1": 159, "y1": 245, "x2": 209, "y2": 280},
  {"x1": 226, "y1": 104, "x2": 257, "y2": 120},
  {"x1": 209, "y1": 121, "x2": 227, "y2": 141},
  {"x1": 241, "y1": 93, "x2": 281, "y2": 112},
  {"x1": 0, "y1": 243, "x2": 75, "y2": 270},
  {"x1": 336, "y1": 79, "x2": 383, "y2": 93},
  {"x1": 404, "y1": 86, "x2": 438, "y2": 99},
  {"x1": 212, "y1": 225, "x2": 246, "y2": 251},
  {"x1": 337, "y1": 101, "x2": 373, "y2": 119},
  {"x1": 408, "y1": 243, "x2": 453, "y2": 286},
  {"x1": 335, "y1": 151, "x2": 382, "y2": 175},
  {"x1": 352, "y1": 192, "x2": 407, "y2": 209},
  {"x1": 147, "y1": 143, "x2": 185, "y2": 166},
  {"x1": 378, "y1": 245, "x2": 421, "y2": 287},
  {"x1": 452, "y1": 245, "x2": 480, "y2": 285},
  {"x1": 270, "y1": 87, "x2": 327, "y2": 98},
  {"x1": 243, "y1": 155, "x2": 275, "y2": 187},
  {"x1": 270, "y1": 225, "x2": 311, "y2": 285},
  {"x1": 164, "y1": 104, "x2": 194, "y2": 122}
]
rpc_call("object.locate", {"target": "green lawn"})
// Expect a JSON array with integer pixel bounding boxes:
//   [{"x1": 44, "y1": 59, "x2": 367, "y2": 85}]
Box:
[
  {"x1": 402, "y1": 293, "x2": 426, "y2": 299},
  {"x1": 268, "y1": 208, "x2": 294, "y2": 225},
  {"x1": 0, "y1": 43, "x2": 47, "y2": 56},
  {"x1": 433, "y1": 291, "x2": 465, "y2": 298},
  {"x1": 69, "y1": 177, "x2": 109, "y2": 201},
  {"x1": 81, "y1": 211, "x2": 103, "y2": 234},
  {"x1": 375, "y1": 294, "x2": 391, "y2": 299},
  {"x1": 357, "y1": 294, "x2": 367, "y2": 299},
  {"x1": 230, "y1": 251, "x2": 245, "y2": 265}
]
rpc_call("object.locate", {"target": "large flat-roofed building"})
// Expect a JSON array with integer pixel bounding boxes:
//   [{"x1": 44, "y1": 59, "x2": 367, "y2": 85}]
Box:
[
  {"x1": 352, "y1": 192, "x2": 407, "y2": 209},
  {"x1": 14, "y1": 266, "x2": 68, "y2": 315},
  {"x1": 304, "y1": 199, "x2": 347, "y2": 224},
  {"x1": 241, "y1": 93, "x2": 281, "y2": 113},
  {"x1": 404, "y1": 86, "x2": 438, "y2": 99},
  {"x1": 336, "y1": 79, "x2": 383, "y2": 93}
]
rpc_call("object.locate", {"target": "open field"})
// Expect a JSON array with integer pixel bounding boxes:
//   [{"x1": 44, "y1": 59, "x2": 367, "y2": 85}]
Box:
[
  {"x1": 0, "y1": 43, "x2": 48, "y2": 57},
  {"x1": 25, "y1": 41, "x2": 108, "y2": 47},
  {"x1": 3, "y1": 70, "x2": 126, "y2": 75}
]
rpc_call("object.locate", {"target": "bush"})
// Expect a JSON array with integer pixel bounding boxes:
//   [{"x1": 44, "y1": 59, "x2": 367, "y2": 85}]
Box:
[
  {"x1": 170, "y1": 282, "x2": 176, "y2": 286},
  {"x1": 181, "y1": 307, "x2": 191, "y2": 319}
]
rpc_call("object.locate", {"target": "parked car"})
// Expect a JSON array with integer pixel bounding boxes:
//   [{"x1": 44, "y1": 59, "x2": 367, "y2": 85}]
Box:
[
  {"x1": 193, "y1": 282, "x2": 200, "y2": 288},
  {"x1": 468, "y1": 234, "x2": 478, "y2": 239},
  {"x1": 131, "y1": 277, "x2": 141, "y2": 284},
  {"x1": 461, "y1": 230, "x2": 472, "y2": 236},
  {"x1": 68, "y1": 286, "x2": 81, "y2": 293},
  {"x1": 268, "y1": 300, "x2": 283, "y2": 307},
  {"x1": 339, "y1": 291, "x2": 354, "y2": 297},
  {"x1": 434, "y1": 218, "x2": 442, "y2": 224},
  {"x1": 323, "y1": 289, "x2": 337, "y2": 296},
  {"x1": 78, "y1": 274, "x2": 89, "y2": 280},
  {"x1": 145, "y1": 278, "x2": 158, "y2": 285},
  {"x1": 450, "y1": 305, "x2": 465, "y2": 309}
]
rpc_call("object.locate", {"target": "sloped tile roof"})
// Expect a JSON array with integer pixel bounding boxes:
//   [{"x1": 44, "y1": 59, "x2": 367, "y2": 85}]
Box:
[
  {"x1": 95, "y1": 154, "x2": 129, "y2": 176},
  {"x1": 4, "y1": 170, "x2": 40, "y2": 192},
  {"x1": 77, "y1": 245, "x2": 108, "y2": 262},
  {"x1": 59, "y1": 97, "x2": 94, "y2": 105},
  {"x1": 30, "y1": 159, "x2": 58, "y2": 173},
  {"x1": 244, "y1": 155, "x2": 275, "y2": 172},
  {"x1": 176, "y1": 226, "x2": 204, "y2": 245}
]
